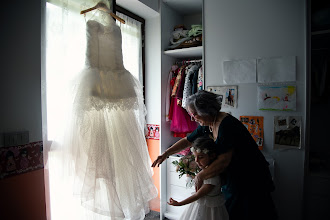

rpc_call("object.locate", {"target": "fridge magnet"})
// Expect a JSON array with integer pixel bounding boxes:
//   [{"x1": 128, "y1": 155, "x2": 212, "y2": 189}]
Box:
[
  {"x1": 273, "y1": 116, "x2": 301, "y2": 150},
  {"x1": 0, "y1": 141, "x2": 44, "y2": 179},
  {"x1": 257, "y1": 84, "x2": 296, "y2": 111},
  {"x1": 240, "y1": 116, "x2": 264, "y2": 150},
  {"x1": 146, "y1": 124, "x2": 160, "y2": 140},
  {"x1": 207, "y1": 85, "x2": 238, "y2": 108}
]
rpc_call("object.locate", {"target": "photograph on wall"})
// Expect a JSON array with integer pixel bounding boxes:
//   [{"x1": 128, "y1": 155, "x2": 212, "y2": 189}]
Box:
[
  {"x1": 207, "y1": 85, "x2": 238, "y2": 108},
  {"x1": 146, "y1": 124, "x2": 160, "y2": 140},
  {"x1": 240, "y1": 116, "x2": 264, "y2": 150},
  {"x1": 257, "y1": 84, "x2": 296, "y2": 111},
  {"x1": 273, "y1": 116, "x2": 301, "y2": 150}
]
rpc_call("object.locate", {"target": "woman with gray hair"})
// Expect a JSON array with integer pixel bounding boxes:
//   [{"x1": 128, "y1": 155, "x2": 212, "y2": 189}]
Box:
[{"x1": 152, "y1": 90, "x2": 277, "y2": 220}]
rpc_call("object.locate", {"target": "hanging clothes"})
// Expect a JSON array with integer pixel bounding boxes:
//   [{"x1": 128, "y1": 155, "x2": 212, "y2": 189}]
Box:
[
  {"x1": 165, "y1": 65, "x2": 178, "y2": 121},
  {"x1": 191, "y1": 65, "x2": 199, "y2": 95},
  {"x1": 182, "y1": 64, "x2": 201, "y2": 109},
  {"x1": 167, "y1": 62, "x2": 200, "y2": 138},
  {"x1": 197, "y1": 66, "x2": 204, "y2": 91},
  {"x1": 170, "y1": 96, "x2": 197, "y2": 138},
  {"x1": 175, "y1": 65, "x2": 187, "y2": 103},
  {"x1": 171, "y1": 65, "x2": 185, "y2": 97}
]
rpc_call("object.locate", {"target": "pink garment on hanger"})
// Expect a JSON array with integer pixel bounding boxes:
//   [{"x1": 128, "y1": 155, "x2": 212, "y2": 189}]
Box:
[{"x1": 170, "y1": 97, "x2": 197, "y2": 137}]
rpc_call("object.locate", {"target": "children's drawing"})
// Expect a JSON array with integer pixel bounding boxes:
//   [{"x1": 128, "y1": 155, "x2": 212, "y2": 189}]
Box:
[
  {"x1": 240, "y1": 116, "x2": 264, "y2": 150},
  {"x1": 257, "y1": 56, "x2": 296, "y2": 83},
  {"x1": 257, "y1": 85, "x2": 296, "y2": 111},
  {"x1": 223, "y1": 59, "x2": 257, "y2": 84},
  {"x1": 273, "y1": 116, "x2": 301, "y2": 150},
  {"x1": 207, "y1": 85, "x2": 238, "y2": 108}
]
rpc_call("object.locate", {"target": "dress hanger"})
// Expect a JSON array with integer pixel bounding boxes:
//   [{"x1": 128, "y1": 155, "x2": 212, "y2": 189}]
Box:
[{"x1": 80, "y1": 2, "x2": 125, "y2": 24}]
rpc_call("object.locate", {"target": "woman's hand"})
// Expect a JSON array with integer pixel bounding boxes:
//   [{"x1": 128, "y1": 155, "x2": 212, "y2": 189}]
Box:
[
  {"x1": 167, "y1": 197, "x2": 181, "y2": 206},
  {"x1": 151, "y1": 152, "x2": 168, "y2": 167},
  {"x1": 194, "y1": 171, "x2": 204, "y2": 191}
]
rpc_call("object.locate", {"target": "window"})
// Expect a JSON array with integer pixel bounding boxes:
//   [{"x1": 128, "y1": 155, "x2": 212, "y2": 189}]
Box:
[
  {"x1": 44, "y1": 2, "x2": 147, "y2": 219},
  {"x1": 45, "y1": 3, "x2": 144, "y2": 140},
  {"x1": 45, "y1": 3, "x2": 86, "y2": 140},
  {"x1": 116, "y1": 5, "x2": 145, "y2": 90}
]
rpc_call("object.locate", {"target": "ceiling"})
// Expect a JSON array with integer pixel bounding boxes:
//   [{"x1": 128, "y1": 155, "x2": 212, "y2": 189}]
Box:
[
  {"x1": 115, "y1": 0, "x2": 203, "y2": 19},
  {"x1": 116, "y1": 0, "x2": 159, "y2": 19},
  {"x1": 163, "y1": 0, "x2": 202, "y2": 15}
]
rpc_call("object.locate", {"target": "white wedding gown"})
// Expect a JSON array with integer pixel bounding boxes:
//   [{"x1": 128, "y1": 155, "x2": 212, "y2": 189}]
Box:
[{"x1": 48, "y1": 17, "x2": 157, "y2": 220}]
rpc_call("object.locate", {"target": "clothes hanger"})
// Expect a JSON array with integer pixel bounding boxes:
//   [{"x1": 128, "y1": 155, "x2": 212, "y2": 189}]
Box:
[{"x1": 80, "y1": 2, "x2": 125, "y2": 24}]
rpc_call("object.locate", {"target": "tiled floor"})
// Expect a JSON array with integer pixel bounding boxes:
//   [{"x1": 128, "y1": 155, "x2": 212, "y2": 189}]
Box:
[
  {"x1": 144, "y1": 210, "x2": 160, "y2": 220},
  {"x1": 144, "y1": 197, "x2": 161, "y2": 219},
  {"x1": 145, "y1": 212, "x2": 171, "y2": 220}
]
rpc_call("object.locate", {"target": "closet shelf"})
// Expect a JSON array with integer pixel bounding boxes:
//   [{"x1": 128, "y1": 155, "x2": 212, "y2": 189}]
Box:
[{"x1": 164, "y1": 46, "x2": 203, "y2": 58}]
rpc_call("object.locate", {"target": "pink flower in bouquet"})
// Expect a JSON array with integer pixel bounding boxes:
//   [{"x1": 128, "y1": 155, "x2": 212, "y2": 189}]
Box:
[
  {"x1": 172, "y1": 155, "x2": 201, "y2": 181},
  {"x1": 189, "y1": 160, "x2": 198, "y2": 170},
  {"x1": 182, "y1": 158, "x2": 189, "y2": 165}
]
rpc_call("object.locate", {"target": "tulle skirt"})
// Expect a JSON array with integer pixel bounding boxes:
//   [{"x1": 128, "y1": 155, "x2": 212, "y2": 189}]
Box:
[
  {"x1": 47, "y1": 66, "x2": 157, "y2": 220},
  {"x1": 180, "y1": 201, "x2": 229, "y2": 220}
]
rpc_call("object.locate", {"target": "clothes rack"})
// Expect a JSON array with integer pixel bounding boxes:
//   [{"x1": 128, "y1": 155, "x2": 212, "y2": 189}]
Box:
[{"x1": 175, "y1": 59, "x2": 203, "y2": 65}]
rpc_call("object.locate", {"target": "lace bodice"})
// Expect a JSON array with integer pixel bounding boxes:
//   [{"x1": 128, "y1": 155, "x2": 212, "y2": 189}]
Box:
[{"x1": 85, "y1": 20, "x2": 124, "y2": 70}]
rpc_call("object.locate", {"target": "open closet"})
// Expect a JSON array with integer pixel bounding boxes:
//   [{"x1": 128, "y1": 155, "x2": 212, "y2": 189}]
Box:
[
  {"x1": 305, "y1": 1, "x2": 330, "y2": 219},
  {"x1": 159, "y1": 0, "x2": 204, "y2": 219}
]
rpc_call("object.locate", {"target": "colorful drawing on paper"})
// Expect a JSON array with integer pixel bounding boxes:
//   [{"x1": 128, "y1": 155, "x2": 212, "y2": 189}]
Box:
[
  {"x1": 207, "y1": 85, "x2": 238, "y2": 108},
  {"x1": 240, "y1": 116, "x2": 264, "y2": 150},
  {"x1": 257, "y1": 85, "x2": 296, "y2": 111},
  {"x1": 0, "y1": 141, "x2": 44, "y2": 179},
  {"x1": 146, "y1": 124, "x2": 160, "y2": 140},
  {"x1": 273, "y1": 116, "x2": 301, "y2": 150}
]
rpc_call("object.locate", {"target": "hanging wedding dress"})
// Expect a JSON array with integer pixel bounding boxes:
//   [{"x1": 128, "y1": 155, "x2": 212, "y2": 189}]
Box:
[{"x1": 48, "y1": 10, "x2": 157, "y2": 220}]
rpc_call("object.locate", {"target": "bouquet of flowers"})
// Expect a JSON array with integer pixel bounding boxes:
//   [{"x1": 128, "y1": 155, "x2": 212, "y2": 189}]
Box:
[{"x1": 172, "y1": 154, "x2": 201, "y2": 187}]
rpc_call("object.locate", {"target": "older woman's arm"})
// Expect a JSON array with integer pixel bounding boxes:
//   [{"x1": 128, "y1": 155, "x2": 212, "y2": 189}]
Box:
[
  {"x1": 194, "y1": 150, "x2": 233, "y2": 190},
  {"x1": 164, "y1": 137, "x2": 192, "y2": 157},
  {"x1": 152, "y1": 137, "x2": 192, "y2": 167}
]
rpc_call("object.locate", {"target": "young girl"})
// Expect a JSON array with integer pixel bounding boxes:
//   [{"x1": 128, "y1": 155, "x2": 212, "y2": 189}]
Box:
[{"x1": 168, "y1": 136, "x2": 229, "y2": 220}]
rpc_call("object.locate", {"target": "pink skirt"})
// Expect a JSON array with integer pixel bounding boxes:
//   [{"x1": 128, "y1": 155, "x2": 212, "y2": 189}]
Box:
[{"x1": 170, "y1": 97, "x2": 197, "y2": 137}]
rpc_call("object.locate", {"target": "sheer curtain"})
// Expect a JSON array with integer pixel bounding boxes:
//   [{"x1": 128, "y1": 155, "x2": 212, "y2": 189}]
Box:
[
  {"x1": 44, "y1": 2, "x2": 101, "y2": 219},
  {"x1": 116, "y1": 12, "x2": 143, "y2": 83},
  {"x1": 43, "y1": 1, "x2": 144, "y2": 219},
  {"x1": 45, "y1": 2, "x2": 86, "y2": 140}
]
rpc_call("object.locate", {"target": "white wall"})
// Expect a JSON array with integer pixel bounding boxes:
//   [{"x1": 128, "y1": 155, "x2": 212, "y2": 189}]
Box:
[
  {"x1": 204, "y1": 0, "x2": 306, "y2": 219},
  {"x1": 183, "y1": 13, "x2": 202, "y2": 30},
  {"x1": 145, "y1": 16, "x2": 162, "y2": 125},
  {"x1": 0, "y1": 0, "x2": 43, "y2": 146}
]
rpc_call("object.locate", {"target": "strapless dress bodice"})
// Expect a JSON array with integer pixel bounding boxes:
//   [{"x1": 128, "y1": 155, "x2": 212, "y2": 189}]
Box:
[{"x1": 85, "y1": 20, "x2": 124, "y2": 70}]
